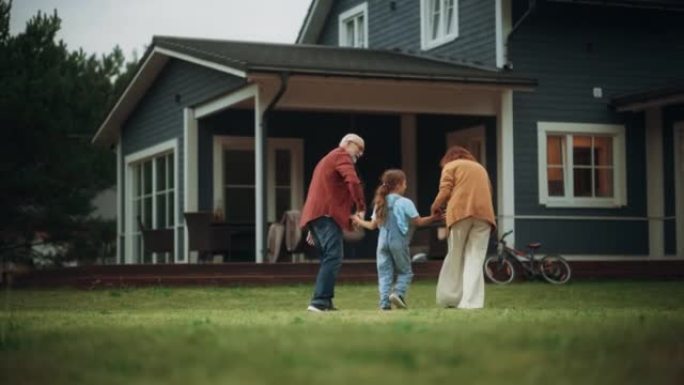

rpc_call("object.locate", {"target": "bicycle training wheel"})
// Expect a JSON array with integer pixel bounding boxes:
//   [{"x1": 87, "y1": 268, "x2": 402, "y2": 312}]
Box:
[
  {"x1": 540, "y1": 255, "x2": 571, "y2": 284},
  {"x1": 484, "y1": 256, "x2": 515, "y2": 284}
]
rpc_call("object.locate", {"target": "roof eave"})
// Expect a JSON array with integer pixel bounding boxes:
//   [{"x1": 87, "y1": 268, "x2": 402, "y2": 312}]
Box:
[
  {"x1": 91, "y1": 43, "x2": 248, "y2": 148},
  {"x1": 248, "y1": 67, "x2": 537, "y2": 90},
  {"x1": 295, "y1": 0, "x2": 334, "y2": 44}
]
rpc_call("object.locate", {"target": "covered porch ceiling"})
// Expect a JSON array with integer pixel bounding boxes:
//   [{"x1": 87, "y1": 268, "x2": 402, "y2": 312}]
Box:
[{"x1": 221, "y1": 73, "x2": 525, "y2": 116}]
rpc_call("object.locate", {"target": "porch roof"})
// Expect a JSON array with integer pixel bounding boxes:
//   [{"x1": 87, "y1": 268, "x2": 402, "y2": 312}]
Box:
[
  {"x1": 611, "y1": 83, "x2": 684, "y2": 112},
  {"x1": 153, "y1": 36, "x2": 536, "y2": 87},
  {"x1": 92, "y1": 36, "x2": 536, "y2": 147}
]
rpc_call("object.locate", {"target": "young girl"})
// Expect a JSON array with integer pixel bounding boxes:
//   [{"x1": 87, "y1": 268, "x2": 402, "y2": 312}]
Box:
[{"x1": 352, "y1": 169, "x2": 438, "y2": 310}]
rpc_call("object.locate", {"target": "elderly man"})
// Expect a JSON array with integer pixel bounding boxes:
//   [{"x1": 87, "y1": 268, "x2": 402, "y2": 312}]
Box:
[{"x1": 301, "y1": 133, "x2": 366, "y2": 312}]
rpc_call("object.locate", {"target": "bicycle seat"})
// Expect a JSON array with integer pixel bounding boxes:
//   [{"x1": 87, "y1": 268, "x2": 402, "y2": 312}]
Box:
[{"x1": 527, "y1": 242, "x2": 542, "y2": 250}]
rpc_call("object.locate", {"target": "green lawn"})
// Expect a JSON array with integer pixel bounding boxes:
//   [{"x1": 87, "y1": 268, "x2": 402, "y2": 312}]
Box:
[{"x1": 1, "y1": 281, "x2": 683, "y2": 385}]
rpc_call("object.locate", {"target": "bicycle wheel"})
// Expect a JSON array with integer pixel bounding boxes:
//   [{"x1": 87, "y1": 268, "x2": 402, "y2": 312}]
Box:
[
  {"x1": 484, "y1": 256, "x2": 515, "y2": 284},
  {"x1": 540, "y1": 255, "x2": 571, "y2": 284}
]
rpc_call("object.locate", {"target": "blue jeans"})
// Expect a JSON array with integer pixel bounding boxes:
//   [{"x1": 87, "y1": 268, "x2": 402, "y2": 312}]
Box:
[
  {"x1": 377, "y1": 232, "x2": 413, "y2": 309},
  {"x1": 308, "y1": 217, "x2": 344, "y2": 308}
]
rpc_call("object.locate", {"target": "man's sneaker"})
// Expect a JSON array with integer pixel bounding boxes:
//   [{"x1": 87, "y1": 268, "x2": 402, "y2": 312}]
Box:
[
  {"x1": 307, "y1": 304, "x2": 326, "y2": 312},
  {"x1": 307, "y1": 303, "x2": 338, "y2": 312},
  {"x1": 389, "y1": 293, "x2": 408, "y2": 309}
]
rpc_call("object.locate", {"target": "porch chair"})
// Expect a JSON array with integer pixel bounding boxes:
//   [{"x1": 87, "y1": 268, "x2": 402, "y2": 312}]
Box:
[
  {"x1": 184, "y1": 212, "x2": 232, "y2": 263},
  {"x1": 267, "y1": 210, "x2": 311, "y2": 263},
  {"x1": 137, "y1": 217, "x2": 174, "y2": 256},
  {"x1": 267, "y1": 210, "x2": 368, "y2": 263},
  {"x1": 409, "y1": 223, "x2": 448, "y2": 261}
]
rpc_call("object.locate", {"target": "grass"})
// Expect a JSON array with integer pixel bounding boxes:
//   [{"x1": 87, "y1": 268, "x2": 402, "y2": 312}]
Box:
[{"x1": 1, "y1": 281, "x2": 683, "y2": 385}]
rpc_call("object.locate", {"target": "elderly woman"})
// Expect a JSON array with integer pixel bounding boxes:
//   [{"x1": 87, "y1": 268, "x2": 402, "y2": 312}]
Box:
[{"x1": 430, "y1": 146, "x2": 496, "y2": 309}]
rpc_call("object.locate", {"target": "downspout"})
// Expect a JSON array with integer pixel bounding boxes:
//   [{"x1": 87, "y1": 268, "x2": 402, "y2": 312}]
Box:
[
  {"x1": 256, "y1": 72, "x2": 289, "y2": 263},
  {"x1": 505, "y1": 0, "x2": 537, "y2": 68},
  {"x1": 508, "y1": 0, "x2": 536, "y2": 40}
]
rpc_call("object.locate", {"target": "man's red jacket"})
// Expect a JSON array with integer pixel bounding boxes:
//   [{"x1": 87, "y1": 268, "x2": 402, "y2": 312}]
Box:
[{"x1": 300, "y1": 147, "x2": 366, "y2": 231}]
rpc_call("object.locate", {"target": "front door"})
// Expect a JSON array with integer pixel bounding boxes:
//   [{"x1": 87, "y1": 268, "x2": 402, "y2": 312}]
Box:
[{"x1": 447, "y1": 125, "x2": 486, "y2": 166}]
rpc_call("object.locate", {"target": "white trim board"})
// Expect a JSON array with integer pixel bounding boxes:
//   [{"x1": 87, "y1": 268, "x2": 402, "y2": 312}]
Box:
[
  {"x1": 212, "y1": 136, "x2": 304, "y2": 223},
  {"x1": 420, "y1": 0, "x2": 460, "y2": 51},
  {"x1": 646, "y1": 108, "x2": 665, "y2": 257},
  {"x1": 495, "y1": 0, "x2": 512, "y2": 68},
  {"x1": 154, "y1": 47, "x2": 245, "y2": 78},
  {"x1": 497, "y1": 90, "x2": 515, "y2": 246},
  {"x1": 537, "y1": 121, "x2": 627, "y2": 208},
  {"x1": 92, "y1": 46, "x2": 246, "y2": 147},
  {"x1": 116, "y1": 144, "x2": 123, "y2": 264},
  {"x1": 123, "y1": 138, "x2": 179, "y2": 265},
  {"x1": 183, "y1": 108, "x2": 198, "y2": 263},
  {"x1": 338, "y1": 2, "x2": 369, "y2": 48},
  {"x1": 195, "y1": 84, "x2": 258, "y2": 119}
]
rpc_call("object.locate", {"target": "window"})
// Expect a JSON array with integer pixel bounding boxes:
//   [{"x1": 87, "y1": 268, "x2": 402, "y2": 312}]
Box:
[
  {"x1": 537, "y1": 122, "x2": 627, "y2": 208},
  {"x1": 421, "y1": 0, "x2": 459, "y2": 50},
  {"x1": 213, "y1": 137, "x2": 303, "y2": 223},
  {"x1": 338, "y1": 3, "x2": 368, "y2": 48},
  {"x1": 131, "y1": 152, "x2": 175, "y2": 263}
]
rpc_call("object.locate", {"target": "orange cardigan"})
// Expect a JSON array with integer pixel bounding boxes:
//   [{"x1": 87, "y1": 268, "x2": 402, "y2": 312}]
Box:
[{"x1": 431, "y1": 159, "x2": 496, "y2": 230}]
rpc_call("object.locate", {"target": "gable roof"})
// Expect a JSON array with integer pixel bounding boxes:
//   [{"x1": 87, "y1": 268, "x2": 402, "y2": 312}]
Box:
[
  {"x1": 153, "y1": 36, "x2": 534, "y2": 85},
  {"x1": 92, "y1": 36, "x2": 536, "y2": 147},
  {"x1": 296, "y1": 0, "x2": 333, "y2": 45}
]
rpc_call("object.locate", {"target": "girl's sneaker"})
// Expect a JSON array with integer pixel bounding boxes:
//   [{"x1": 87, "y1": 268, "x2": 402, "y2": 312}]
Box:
[{"x1": 389, "y1": 293, "x2": 408, "y2": 309}]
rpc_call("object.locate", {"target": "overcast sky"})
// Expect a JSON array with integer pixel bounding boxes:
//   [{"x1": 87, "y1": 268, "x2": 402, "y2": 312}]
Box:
[{"x1": 10, "y1": 0, "x2": 312, "y2": 59}]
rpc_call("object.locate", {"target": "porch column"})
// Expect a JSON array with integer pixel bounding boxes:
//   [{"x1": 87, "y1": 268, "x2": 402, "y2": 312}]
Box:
[
  {"x1": 255, "y1": 88, "x2": 267, "y2": 264},
  {"x1": 183, "y1": 108, "x2": 198, "y2": 263},
  {"x1": 116, "y1": 143, "x2": 123, "y2": 264},
  {"x1": 497, "y1": 90, "x2": 516, "y2": 246},
  {"x1": 401, "y1": 114, "x2": 418, "y2": 202},
  {"x1": 646, "y1": 108, "x2": 664, "y2": 257}
]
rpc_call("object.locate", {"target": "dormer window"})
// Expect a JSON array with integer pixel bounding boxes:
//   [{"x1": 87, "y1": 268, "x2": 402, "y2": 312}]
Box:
[
  {"x1": 421, "y1": 0, "x2": 459, "y2": 50},
  {"x1": 338, "y1": 3, "x2": 368, "y2": 48}
]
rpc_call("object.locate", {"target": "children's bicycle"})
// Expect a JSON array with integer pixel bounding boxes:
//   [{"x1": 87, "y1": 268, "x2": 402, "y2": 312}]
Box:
[{"x1": 483, "y1": 230, "x2": 572, "y2": 284}]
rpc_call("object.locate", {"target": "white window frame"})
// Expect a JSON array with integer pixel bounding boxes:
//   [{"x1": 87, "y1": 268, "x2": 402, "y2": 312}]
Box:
[
  {"x1": 124, "y1": 139, "x2": 180, "y2": 264},
  {"x1": 420, "y1": 0, "x2": 459, "y2": 51},
  {"x1": 212, "y1": 136, "x2": 304, "y2": 223},
  {"x1": 537, "y1": 122, "x2": 627, "y2": 208},
  {"x1": 338, "y1": 3, "x2": 369, "y2": 48}
]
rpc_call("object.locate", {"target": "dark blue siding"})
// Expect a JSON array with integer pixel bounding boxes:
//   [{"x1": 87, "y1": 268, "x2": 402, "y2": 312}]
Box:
[
  {"x1": 507, "y1": 4, "x2": 684, "y2": 254},
  {"x1": 515, "y1": 219, "x2": 648, "y2": 255},
  {"x1": 120, "y1": 59, "x2": 244, "y2": 259},
  {"x1": 317, "y1": 0, "x2": 497, "y2": 68}
]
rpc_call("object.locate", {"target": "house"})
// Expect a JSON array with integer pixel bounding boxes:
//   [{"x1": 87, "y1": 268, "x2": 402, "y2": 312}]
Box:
[
  {"x1": 298, "y1": 0, "x2": 684, "y2": 258},
  {"x1": 92, "y1": 0, "x2": 683, "y2": 264}
]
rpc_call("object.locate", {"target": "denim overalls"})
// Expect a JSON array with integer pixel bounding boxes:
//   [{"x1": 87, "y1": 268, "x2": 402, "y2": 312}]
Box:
[{"x1": 376, "y1": 194, "x2": 415, "y2": 309}]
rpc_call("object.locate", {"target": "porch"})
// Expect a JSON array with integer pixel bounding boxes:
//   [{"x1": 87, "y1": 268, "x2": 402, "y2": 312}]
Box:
[
  {"x1": 178, "y1": 73, "x2": 520, "y2": 264},
  {"x1": 93, "y1": 37, "x2": 535, "y2": 264}
]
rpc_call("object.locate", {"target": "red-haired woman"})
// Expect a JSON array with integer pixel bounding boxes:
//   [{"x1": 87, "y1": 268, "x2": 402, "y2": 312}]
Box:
[{"x1": 430, "y1": 146, "x2": 496, "y2": 309}]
